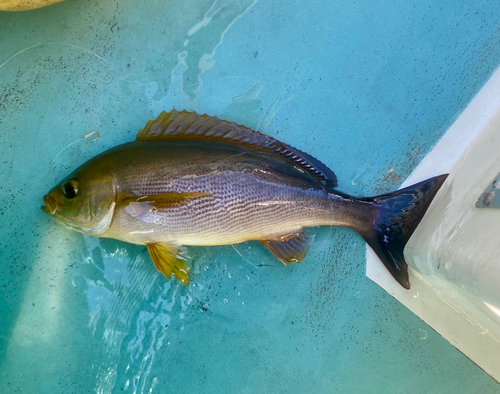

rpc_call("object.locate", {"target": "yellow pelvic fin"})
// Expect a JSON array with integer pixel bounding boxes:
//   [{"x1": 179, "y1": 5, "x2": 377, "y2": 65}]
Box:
[
  {"x1": 120, "y1": 192, "x2": 212, "y2": 211},
  {"x1": 146, "y1": 243, "x2": 191, "y2": 285}
]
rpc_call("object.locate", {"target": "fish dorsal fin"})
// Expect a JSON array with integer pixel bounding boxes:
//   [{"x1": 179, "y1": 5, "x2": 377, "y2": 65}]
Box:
[
  {"x1": 137, "y1": 109, "x2": 338, "y2": 189},
  {"x1": 261, "y1": 230, "x2": 314, "y2": 264}
]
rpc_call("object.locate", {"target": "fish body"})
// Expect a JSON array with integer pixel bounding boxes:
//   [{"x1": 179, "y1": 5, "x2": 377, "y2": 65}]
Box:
[
  {"x1": 93, "y1": 140, "x2": 370, "y2": 246},
  {"x1": 42, "y1": 110, "x2": 447, "y2": 288}
]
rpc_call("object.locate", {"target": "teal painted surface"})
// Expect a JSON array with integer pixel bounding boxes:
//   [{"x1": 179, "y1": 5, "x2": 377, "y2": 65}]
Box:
[{"x1": 1, "y1": 0, "x2": 500, "y2": 392}]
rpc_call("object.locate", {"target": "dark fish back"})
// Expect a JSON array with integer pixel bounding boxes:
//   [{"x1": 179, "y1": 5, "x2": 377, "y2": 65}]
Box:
[{"x1": 104, "y1": 140, "x2": 331, "y2": 194}]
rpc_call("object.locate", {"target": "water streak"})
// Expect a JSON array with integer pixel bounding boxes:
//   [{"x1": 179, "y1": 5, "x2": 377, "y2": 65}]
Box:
[{"x1": 76, "y1": 238, "x2": 191, "y2": 393}]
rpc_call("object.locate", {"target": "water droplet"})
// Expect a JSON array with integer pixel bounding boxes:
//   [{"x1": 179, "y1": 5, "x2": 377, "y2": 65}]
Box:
[
  {"x1": 418, "y1": 328, "x2": 428, "y2": 340},
  {"x1": 479, "y1": 326, "x2": 489, "y2": 335},
  {"x1": 413, "y1": 291, "x2": 419, "y2": 298},
  {"x1": 223, "y1": 299, "x2": 228, "y2": 304}
]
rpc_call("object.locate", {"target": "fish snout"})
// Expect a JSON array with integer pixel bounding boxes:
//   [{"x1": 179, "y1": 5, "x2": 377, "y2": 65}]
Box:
[{"x1": 42, "y1": 194, "x2": 61, "y2": 215}]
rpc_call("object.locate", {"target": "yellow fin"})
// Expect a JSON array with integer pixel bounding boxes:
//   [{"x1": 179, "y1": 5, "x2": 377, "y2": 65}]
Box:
[
  {"x1": 146, "y1": 243, "x2": 191, "y2": 285},
  {"x1": 137, "y1": 109, "x2": 338, "y2": 189},
  {"x1": 120, "y1": 192, "x2": 211, "y2": 211}
]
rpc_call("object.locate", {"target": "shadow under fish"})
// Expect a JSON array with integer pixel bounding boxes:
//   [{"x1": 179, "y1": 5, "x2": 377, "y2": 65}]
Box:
[{"x1": 42, "y1": 109, "x2": 448, "y2": 289}]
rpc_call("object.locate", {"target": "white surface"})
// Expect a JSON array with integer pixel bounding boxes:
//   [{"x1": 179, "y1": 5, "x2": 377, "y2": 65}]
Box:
[{"x1": 367, "y1": 66, "x2": 500, "y2": 382}]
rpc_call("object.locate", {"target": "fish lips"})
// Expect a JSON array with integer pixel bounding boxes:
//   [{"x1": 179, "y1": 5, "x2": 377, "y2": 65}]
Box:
[{"x1": 42, "y1": 194, "x2": 61, "y2": 215}]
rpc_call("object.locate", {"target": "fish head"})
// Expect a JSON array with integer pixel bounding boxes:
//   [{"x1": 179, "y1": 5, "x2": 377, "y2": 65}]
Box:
[{"x1": 42, "y1": 166, "x2": 117, "y2": 236}]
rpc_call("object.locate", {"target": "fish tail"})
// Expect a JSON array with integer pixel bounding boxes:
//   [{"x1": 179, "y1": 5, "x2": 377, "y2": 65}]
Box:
[{"x1": 360, "y1": 174, "x2": 448, "y2": 289}]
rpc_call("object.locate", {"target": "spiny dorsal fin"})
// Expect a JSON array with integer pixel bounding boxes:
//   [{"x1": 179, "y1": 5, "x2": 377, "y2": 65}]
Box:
[{"x1": 137, "y1": 109, "x2": 338, "y2": 189}]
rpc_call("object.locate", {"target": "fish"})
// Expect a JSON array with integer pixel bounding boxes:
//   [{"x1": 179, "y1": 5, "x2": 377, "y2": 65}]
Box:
[{"x1": 42, "y1": 109, "x2": 448, "y2": 288}]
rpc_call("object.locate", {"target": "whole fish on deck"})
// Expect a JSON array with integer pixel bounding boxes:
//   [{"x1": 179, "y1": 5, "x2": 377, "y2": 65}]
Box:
[{"x1": 42, "y1": 110, "x2": 447, "y2": 288}]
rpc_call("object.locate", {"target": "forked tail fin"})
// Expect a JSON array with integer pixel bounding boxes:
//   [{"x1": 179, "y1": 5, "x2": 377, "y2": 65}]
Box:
[{"x1": 361, "y1": 174, "x2": 448, "y2": 289}]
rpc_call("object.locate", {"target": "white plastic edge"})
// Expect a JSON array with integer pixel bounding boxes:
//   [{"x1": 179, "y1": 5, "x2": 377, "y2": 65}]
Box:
[{"x1": 366, "y1": 66, "x2": 500, "y2": 383}]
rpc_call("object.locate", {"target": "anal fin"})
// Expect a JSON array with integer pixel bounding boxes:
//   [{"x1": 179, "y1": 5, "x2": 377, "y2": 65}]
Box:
[
  {"x1": 261, "y1": 230, "x2": 314, "y2": 264},
  {"x1": 146, "y1": 243, "x2": 191, "y2": 285}
]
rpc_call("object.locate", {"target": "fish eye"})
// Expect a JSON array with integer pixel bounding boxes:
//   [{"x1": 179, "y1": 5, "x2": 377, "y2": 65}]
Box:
[{"x1": 62, "y1": 179, "x2": 79, "y2": 199}]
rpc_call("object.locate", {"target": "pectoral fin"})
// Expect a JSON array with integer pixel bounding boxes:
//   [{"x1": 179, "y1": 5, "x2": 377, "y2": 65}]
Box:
[
  {"x1": 138, "y1": 192, "x2": 211, "y2": 209},
  {"x1": 146, "y1": 243, "x2": 191, "y2": 285},
  {"x1": 120, "y1": 192, "x2": 212, "y2": 214},
  {"x1": 261, "y1": 230, "x2": 314, "y2": 264}
]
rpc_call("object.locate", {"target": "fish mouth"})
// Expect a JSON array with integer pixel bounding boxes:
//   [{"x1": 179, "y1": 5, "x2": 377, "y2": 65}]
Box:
[{"x1": 42, "y1": 194, "x2": 61, "y2": 215}]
